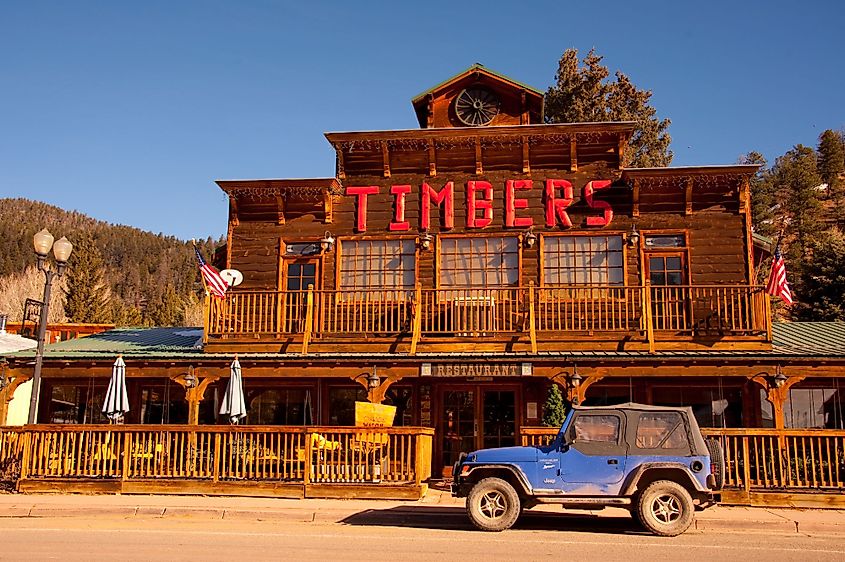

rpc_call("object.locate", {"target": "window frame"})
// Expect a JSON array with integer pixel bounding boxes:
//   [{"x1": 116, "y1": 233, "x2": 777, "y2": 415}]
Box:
[
  {"x1": 638, "y1": 229, "x2": 691, "y2": 286},
  {"x1": 538, "y1": 232, "x2": 628, "y2": 289},
  {"x1": 435, "y1": 233, "x2": 523, "y2": 289},
  {"x1": 334, "y1": 235, "x2": 419, "y2": 292}
]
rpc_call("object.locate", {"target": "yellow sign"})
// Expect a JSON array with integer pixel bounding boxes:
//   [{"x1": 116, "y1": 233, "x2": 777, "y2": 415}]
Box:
[{"x1": 355, "y1": 401, "x2": 396, "y2": 427}]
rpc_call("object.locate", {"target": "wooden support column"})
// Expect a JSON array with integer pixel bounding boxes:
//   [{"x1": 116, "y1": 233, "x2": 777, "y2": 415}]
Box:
[
  {"x1": 172, "y1": 368, "x2": 221, "y2": 426},
  {"x1": 741, "y1": 178, "x2": 755, "y2": 284},
  {"x1": 322, "y1": 190, "x2": 333, "y2": 224},
  {"x1": 0, "y1": 374, "x2": 32, "y2": 425},
  {"x1": 427, "y1": 140, "x2": 437, "y2": 177},
  {"x1": 569, "y1": 137, "x2": 578, "y2": 172},
  {"x1": 351, "y1": 373, "x2": 404, "y2": 404},
  {"x1": 643, "y1": 282, "x2": 655, "y2": 354},
  {"x1": 632, "y1": 179, "x2": 640, "y2": 218},
  {"x1": 335, "y1": 147, "x2": 346, "y2": 180},
  {"x1": 301, "y1": 284, "x2": 315, "y2": 355},
  {"x1": 381, "y1": 141, "x2": 391, "y2": 178},
  {"x1": 522, "y1": 136, "x2": 530, "y2": 174},
  {"x1": 617, "y1": 134, "x2": 627, "y2": 167},
  {"x1": 750, "y1": 374, "x2": 806, "y2": 429},
  {"x1": 475, "y1": 137, "x2": 483, "y2": 176},
  {"x1": 684, "y1": 177, "x2": 693, "y2": 216},
  {"x1": 275, "y1": 195, "x2": 286, "y2": 225},
  {"x1": 409, "y1": 282, "x2": 422, "y2": 355},
  {"x1": 528, "y1": 282, "x2": 537, "y2": 354}
]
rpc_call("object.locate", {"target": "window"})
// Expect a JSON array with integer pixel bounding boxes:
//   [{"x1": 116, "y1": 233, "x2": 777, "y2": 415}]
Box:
[
  {"x1": 572, "y1": 414, "x2": 620, "y2": 443},
  {"x1": 645, "y1": 234, "x2": 685, "y2": 248},
  {"x1": 652, "y1": 385, "x2": 744, "y2": 427},
  {"x1": 139, "y1": 384, "x2": 188, "y2": 424},
  {"x1": 328, "y1": 387, "x2": 368, "y2": 426},
  {"x1": 760, "y1": 383, "x2": 845, "y2": 429},
  {"x1": 339, "y1": 239, "x2": 415, "y2": 289},
  {"x1": 636, "y1": 413, "x2": 688, "y2": 449},
  {"x1": 246, "y1": 388, "x2": 314, "y2": 425},
  {"x1": 440, "y1": 236, "x2": 519, "y2": 287},
  {"x1": 48, "y1": 385, "x2": 108, "y2": 424},
  {"x1": 543, "y1": 236, "x2": 624, "y2": 286}
]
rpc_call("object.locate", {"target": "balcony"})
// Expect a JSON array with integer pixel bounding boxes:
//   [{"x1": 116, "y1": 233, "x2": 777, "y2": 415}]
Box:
[{"x1": 203, "y1": 284, "x2": 772, "y2": 354}]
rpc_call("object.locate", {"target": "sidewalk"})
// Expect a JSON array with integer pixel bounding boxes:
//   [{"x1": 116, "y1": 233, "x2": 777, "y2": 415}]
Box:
[{"x1": 1, "y1": 490, "x2": 844, "y2": 535}]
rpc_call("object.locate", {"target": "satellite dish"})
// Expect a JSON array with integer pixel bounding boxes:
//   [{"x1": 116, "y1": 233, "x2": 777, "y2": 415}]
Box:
[{"x1": 220, "y1": 269, "x2": 244, "y2": 287}]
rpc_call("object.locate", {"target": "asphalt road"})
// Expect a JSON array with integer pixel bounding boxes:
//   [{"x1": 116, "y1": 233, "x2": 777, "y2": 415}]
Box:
[{"x1": 1, "y1": 510, "x2": 843, "y2": 562}]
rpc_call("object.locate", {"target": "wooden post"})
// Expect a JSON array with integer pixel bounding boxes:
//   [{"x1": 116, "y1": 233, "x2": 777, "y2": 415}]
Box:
[
  {"x1": 122, "y1": 431, "x2": 131, "y2": 481},
  {"x1": 643, "y1": 282, "x2": 655, "y2": 354},
  {"x1": 528, "y1": 282, "x2": 537, "y2": 354},
  {"x1": 750, "y1": 374, "x2": 806, "y2": 430},
  {"x1": 18, "y1": 431, "x2": 31, "y2": 486},
  {"x1": 302, "y1": 284, "x2": 315, "y2": 355},
  {"x1": 202, "y1": 293, "x2": 211, "y2": 345},
  {"x1": 304, "y1": 431, "x2": 313, "y2": 489},
  {"x1": 741, "y1": 436, "x2": 751, "y2": 499},
  {"x1": 409, "y1": 283, "x2": 422, "y2": 355},
  {"x1": 764, "y1": 293, "x2": 773, "y2": 342}
]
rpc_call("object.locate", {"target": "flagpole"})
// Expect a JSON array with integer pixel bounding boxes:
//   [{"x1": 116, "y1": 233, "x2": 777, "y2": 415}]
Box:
[{"x1": 192, "y1": 239, "x2": 211, "y2": 297}]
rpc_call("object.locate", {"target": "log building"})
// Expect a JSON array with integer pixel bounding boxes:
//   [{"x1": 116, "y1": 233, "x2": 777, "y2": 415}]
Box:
[{"x1": 5, "y1": 64, "x2": 845, "y2": 478}]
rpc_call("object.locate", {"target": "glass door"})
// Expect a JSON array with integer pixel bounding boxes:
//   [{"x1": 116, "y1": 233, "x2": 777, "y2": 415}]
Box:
[
  {"x1": 441, "y1": 389, "x2": 476, "y2": 472},
  {"x1": 482, "y1": 390, "x2": 516, "y2": 449},
  {"x1": 646, "y1": 253, "x2": 687, "y2": 331},
  {"x1": 281, "y1": 258, "x2": 319, "y2": 332}
]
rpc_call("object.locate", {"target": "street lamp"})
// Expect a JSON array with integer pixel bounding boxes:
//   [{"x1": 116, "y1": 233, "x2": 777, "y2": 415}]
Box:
[{"x1": 27, "y1": 229, "x2": 73, "y2": 424}]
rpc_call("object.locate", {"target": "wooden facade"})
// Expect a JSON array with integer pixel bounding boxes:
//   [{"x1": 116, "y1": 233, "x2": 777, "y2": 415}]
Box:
[{"x1": 4, "y1": 65, "x2": 845, "y2": 502}]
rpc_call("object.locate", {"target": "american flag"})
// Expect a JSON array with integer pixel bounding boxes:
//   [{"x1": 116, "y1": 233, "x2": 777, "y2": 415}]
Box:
[
  {"x1": 766, "y1": 246, "x2": 793, "y2": 305},
  {"x1": 194, "y1": 244, "x2": 229, "y2": 298}
]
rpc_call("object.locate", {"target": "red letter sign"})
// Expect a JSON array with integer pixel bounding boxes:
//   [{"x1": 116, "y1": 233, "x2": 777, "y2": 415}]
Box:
[
  {"x1": 421, "y1": 182, "x2": 454, "y2": 230},
  {"x1": 544, "y1": 179, "x2": 574, "y2": 228},
  {"x1": 389, "y1": 185, "x2": 411, "y2": 231},
  {"x1": 505, "y1": 180, "x2": 533, "y2": 228},
  {"x1": 584, "y1": 180, "x2": 613, "y2": 227},
  {"x1": 346, "y1": 185, "x2": 379, "y2": 232},
  {"x1": 467, "y1": 181, "x2": 494, "y2": 228}
]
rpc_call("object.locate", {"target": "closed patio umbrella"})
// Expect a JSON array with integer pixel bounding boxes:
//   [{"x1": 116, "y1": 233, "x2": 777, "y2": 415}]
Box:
[
  {"x1": 220, "y1": 357, "x2": 247, "y2": 424},
  {"x1": 102, "y1": 355, "x2": 130, "y2": 423}
]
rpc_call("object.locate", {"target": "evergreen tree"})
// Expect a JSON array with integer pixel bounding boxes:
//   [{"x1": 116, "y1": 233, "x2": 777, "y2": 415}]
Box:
[
  {"x1": 771, "y1": 145, "x2": 823, "y2": 267},
  {"x1": 795, "y1": 229, "x2": 845, "y2": 321},
  {"x1": 739, "y1": 151, "x2": 775, "y2": 236},
  {"x1": 545, "y1": 48, "x2": 672, "y2": 167},
  {"x1": 542, "y1": 384, "x2": 568, "y2": 428},
  {"x1": 63, "y1": 233, "x2": 112, "y2": 323},
  {"x1": 817, "y1": 129, "x2": 845, "y2": 201},
  {"x1": 145, "y1": 286, "x2": 185, "y2": 326}
]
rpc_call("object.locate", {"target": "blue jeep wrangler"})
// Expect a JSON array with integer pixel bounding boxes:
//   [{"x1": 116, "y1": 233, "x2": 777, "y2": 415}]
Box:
[{"x1": 452, "y1": 403, "x2": 724, "y2": 536}]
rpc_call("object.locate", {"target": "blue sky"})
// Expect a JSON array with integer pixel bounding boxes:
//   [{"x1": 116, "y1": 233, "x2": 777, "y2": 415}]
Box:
[{"x1": 1, "y1": 1, "x2": 843, "y2": 240}]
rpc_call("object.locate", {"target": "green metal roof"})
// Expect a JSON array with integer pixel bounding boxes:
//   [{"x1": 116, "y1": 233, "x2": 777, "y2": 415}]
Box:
[
  {"x1": 6, "y1": 322, "x2": 845, "y2": 364},
  {"x1": 411, "y1": 63, "x2": 544, "y2": 104}
]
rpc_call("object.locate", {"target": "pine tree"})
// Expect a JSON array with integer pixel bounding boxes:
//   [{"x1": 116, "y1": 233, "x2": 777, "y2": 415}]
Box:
[
  {"x1": 145, "y1": 286, "x2": 185, "y2": 326},
  {"x1": 63, "y1": 233, "x2": 112, "y2": 323},
  {"x1": 818, "y1": 129, "x2": 845, "y2": 202},
  {"x1": 771, "y1": 145, "x2": 823, "y2": 266},
  {"x1": 545, "y1": 48, "x2": 672, "y2": 168},
  {"x1": 740, "y1": 151, "x2": 775, "y2": 236},
  {"x1": 542, "y1": 384, "x2": 568, "y2": 428},
  {"x1": 795, "y1": 229, "x2": 845, "y2": 321}
]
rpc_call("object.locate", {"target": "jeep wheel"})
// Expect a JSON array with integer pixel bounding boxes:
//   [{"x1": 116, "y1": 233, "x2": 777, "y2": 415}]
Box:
[
  {"x1": 466, "y1": 477, "x2": 521, "y2": 532},
  {"x1": 636, "y1": 480, "x2": 694, "y2": 537}
]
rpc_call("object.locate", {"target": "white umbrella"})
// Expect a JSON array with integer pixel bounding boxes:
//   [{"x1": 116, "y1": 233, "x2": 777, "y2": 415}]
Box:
[
  {"x1": 102, "y1": 355, "x2": 130, "y2": 423},
  {"x1": 220, "y1": 357, "x2": 247, "y2": 424}
]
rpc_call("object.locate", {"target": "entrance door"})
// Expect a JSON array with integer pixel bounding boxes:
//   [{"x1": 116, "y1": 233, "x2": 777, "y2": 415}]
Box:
[
  {"x1": 645, "y1": 253, "x2": 687, "y2": 332},
  {"x1": 439, "y1": 385, "x2": 518, "y2": 475},
  {"x1": 280, "y1": 258, "x2": 319, "y2": 332},
  {"x1": 559, "y1": 410, "x2": 627, "y2": 491}
]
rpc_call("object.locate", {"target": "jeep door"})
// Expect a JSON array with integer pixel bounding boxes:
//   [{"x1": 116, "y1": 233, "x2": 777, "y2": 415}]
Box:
[{"x1": 558, "y1": 411, "x2": 627, "y2": 493}]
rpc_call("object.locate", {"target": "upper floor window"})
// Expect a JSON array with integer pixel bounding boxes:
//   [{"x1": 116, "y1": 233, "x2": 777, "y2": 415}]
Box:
[
  {"x1": 543, "y1": 235, "x2": 624, "y2": 286},
  {"x1": 339, "y1": 239, "x2": 415, "y2": 289},
  {"x1": 440, "y1": 236, "x2": 519, "y2": 287}
]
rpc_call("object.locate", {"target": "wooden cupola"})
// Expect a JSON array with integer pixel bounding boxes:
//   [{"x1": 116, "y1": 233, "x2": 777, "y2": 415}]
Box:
[{"x1": 411, "y1": 63, "x2": 544, "y2": 129}]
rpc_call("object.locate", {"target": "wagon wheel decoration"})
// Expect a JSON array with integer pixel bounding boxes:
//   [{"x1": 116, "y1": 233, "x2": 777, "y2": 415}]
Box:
[{"x1": 455, "y1": 87, "x2": 500, "y2": 126}]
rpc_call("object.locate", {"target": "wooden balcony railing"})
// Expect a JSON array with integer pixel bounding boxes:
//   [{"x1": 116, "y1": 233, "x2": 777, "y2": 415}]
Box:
[
  {"x1": 0, "y1": 425, "x2": 434, "y2": 488},
  {"x1": 205, "y1": 284, "x2": 771, "y2": 351},
  {"x1": 520, "y1": 426, "x2": 845, "y2": 501}
]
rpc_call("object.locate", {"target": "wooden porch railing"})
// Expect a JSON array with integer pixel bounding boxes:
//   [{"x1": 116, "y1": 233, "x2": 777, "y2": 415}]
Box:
[
  {"x1": 0, "y1": 425, "x2": 433, "y2": 487},
  {"x1": 205, "y1": 284, "x2": 771, "y2": 348},
  {"x1": 520, "y1": 426, "x2": 845, "y2": 498}
]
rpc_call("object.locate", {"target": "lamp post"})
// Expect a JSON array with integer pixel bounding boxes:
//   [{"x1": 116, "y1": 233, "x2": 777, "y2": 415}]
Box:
[{"x1": 27, "y1": 229, "x2": 73, "y2": 424}]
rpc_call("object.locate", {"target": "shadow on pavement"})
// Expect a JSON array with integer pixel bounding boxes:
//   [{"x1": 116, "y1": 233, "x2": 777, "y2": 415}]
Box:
[{"x1": 340, "y1": 505, "x2": 646, "y2": 535}]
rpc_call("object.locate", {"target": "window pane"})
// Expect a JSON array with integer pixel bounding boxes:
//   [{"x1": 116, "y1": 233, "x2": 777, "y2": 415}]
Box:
[
  {"x1": 339, "y1": 240, "x2": 415, "y2": 289},
  {"x1": 543, "y1": 236, "x2": 624, "y2": 286},
  {"x1": 636, "y1": 413, "x2": 686, "y2": 449},
  {"x1": 573, "y1": 415, "x2": 620, "y2": 443},
  {"x1": 439, "y1": 236, "x2": 519, "y2": 288}
]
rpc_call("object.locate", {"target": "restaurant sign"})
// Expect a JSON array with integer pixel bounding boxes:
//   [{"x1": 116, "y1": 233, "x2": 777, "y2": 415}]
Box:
[{"x1": 420, "y1": 363, "x2": 532, "y2": 377}]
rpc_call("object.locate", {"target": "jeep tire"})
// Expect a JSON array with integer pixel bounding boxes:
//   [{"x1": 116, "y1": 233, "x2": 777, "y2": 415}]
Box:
[
  {"x1": 466, "y1": 477, "x2": 521, "y2": 532},
  {"x1": 636, "y1": 480, "x2": 694, "y2": 537}
]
